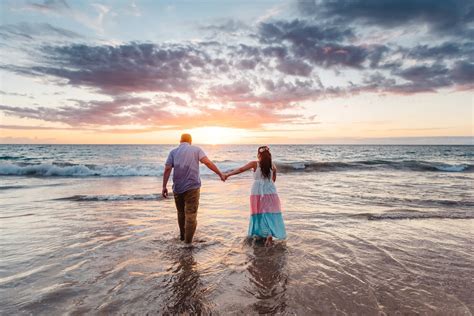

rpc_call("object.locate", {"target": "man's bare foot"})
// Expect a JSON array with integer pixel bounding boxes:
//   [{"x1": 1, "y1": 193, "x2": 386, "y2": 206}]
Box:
[{"x1": 265, "y1": 236, "x2": 273, "y2": 247}]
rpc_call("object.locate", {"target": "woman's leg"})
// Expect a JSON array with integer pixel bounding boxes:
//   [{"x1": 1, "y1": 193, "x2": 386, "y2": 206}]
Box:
[{"x1": 265, "y1": 235, "x2": 273, "y2": 247}]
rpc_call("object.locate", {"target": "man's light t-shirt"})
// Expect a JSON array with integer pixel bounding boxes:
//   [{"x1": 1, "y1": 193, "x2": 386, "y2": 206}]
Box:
[{"x1": 165, "y1": 142, "x2": 206, "y2": 194}]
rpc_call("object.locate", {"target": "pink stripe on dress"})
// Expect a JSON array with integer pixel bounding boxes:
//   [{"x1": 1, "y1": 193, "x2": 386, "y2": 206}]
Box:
[{"x1": 250, "y1": 193, "x2": 282, "y2": 215}]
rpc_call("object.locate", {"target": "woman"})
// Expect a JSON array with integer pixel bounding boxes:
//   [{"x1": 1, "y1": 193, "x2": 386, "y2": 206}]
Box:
[{"x1": 225, "y1": 146, "x2": 286, "y2": 246}]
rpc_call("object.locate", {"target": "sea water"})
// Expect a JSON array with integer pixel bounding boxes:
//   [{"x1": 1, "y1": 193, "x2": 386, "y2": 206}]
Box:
[{"x1": 1, "y1": 144, "x2": 473, "y2": 314}]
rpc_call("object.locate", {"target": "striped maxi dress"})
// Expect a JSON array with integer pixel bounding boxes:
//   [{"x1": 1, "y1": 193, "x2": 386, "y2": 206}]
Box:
[{"x1": 248, "y1": 162, "x2": 287, "y2": 239}]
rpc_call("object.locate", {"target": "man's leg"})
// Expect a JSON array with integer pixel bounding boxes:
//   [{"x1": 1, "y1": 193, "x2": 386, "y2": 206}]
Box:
[
  {"x1": 173, "y1": 192, "x2": 186, "y2": 241},
  {"x1": 183, "y1": 188, "x2": 200, "y2": 243}
]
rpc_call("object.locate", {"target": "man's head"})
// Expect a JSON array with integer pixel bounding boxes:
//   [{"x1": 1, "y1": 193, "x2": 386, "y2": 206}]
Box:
[{"x1": 180, "y1": 133, "x2": 192, "y2": 144}]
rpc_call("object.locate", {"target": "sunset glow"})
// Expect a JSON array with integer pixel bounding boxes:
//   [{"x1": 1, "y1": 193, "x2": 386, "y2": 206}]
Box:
[
  {"x1": 190, "y1": 127, "x2": 247, "y2": 145},
  {"x1": 0, "y1": 0, "x2": 472, "y2": 144}
]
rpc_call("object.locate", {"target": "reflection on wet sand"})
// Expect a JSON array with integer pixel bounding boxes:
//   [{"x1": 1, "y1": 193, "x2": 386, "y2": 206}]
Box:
[
  {"x1": 161, "y1": 246, "x2": 211, "y2": 314},
  {"x1": 245, "y1": 239, "x2": 288, "y2": 314}
]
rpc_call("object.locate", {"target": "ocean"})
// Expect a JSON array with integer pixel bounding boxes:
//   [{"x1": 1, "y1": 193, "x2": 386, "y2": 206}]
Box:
[{"x1": 1, "y1": 144, "x2": 473, "y2": 314}]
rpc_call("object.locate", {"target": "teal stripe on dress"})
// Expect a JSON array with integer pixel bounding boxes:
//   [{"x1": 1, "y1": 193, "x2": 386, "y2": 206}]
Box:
[{"x1": 248, "y1": 213, "x2": 287, "y2": 239}]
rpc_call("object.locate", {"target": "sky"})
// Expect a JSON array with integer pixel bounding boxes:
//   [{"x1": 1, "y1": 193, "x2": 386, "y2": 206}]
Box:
[{"x1": 0, "y1": 0, "x2": 473, "y2": 144}]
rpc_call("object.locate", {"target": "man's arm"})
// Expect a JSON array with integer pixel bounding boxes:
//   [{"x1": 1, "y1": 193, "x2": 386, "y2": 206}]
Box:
[
  {"x1": 200, "y1": 156, "x2": 225, "y2": 181},
  {"x1": 162, "y1": 164, "x2": 173, "y2": 197}
]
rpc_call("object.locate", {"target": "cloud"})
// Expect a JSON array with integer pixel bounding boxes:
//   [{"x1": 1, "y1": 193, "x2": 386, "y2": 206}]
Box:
[
  {"x1": 0, "y1": 96, "x2": 149, "y2": 126},
  {"x1": 2, "y1": 43, "x2": 211, "y2": 94},
  {"x1": 294, "y1": 43, "x2": 390, "y2": 69},
  {"x1": 258, "y1": 19, "x2": 354, "y2": 45},
  {"x1": 0, "y1": 100, "x2": 302, "y2": 130},
  {"x1": 450, "y1": 60, "x2": 474, "y2": 86},
  {"x1": 1, "y1": 1, "x2": 473, "y2": 131},
  {"x1": 257, "y1": 19, "x2": 390, "y2": 69},
  {"x1": 207, "y1": 77, "x2": 323, "y2": 109},
  {"x1": 404, "y1": 42, "x2": 474, "y2": 61},
  {"x1": 0, "y1": 90, "x2": 29, "y2": 97},
  {"x1": 396, "y1": 64, "x2": 449, "y2": 84},
  {"x1": 24, "y1": 0, "x2": 70, "y2": 13},
  {"x1": 0, "y1": 22, "x2": 82, "y2": 41},
  {"x1": 357, "y1": 61, "x2": 474, "y2": 94},
  {"x1": 21, "y1": 0, "x2": 110, "y2": 32},
  {"x1": 276, "y1": 58, "x2": 313, "y2": 76},
  {"x1": 297, "y1": 0, "x2": 474, "y2": 37}
]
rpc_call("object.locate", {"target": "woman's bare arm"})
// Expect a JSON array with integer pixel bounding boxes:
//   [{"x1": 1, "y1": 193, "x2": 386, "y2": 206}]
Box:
[
  {"x1": 226, "y1": 161, "x2": 257, "y2": 179},
  {"x1": 272, "y1": 164, "x2": 277, "y2": 182}
]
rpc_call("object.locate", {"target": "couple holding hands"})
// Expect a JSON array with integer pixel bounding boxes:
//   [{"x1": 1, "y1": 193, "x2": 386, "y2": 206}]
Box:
[{"x1": 162, "y1": 134, "x2": 286, "y2": 247}]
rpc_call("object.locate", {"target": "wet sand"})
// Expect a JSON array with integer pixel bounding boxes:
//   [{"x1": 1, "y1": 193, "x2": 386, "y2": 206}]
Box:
[{"x1": 1, "y1": 173, "x2": 473, "y2": 315}]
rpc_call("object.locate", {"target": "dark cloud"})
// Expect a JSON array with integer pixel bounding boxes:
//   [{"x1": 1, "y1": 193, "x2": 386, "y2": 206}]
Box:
[
  {"x1": 258, "y1": 19, "x2": 353, "y2": 45},
  {"x1": 293, "y1": 43, "x2": 389, "y2": 69},
  {"x1": 396, "y1": 64, "x2": 449, "y2": 83},
  {"x1": 3, "y1": 43, "x2": 212, "y2": 94},
  {"x1": 262, "y1": 46, "x2": 288, "y2": 59},
  {"x1": 405, "y1": 42, "x2": 474, "y2": 61},
  {"x1": 276, "y1": 58, "x2": 313, "y2": 76},
  {"x1": 392, "y1": 64, "x2": 452, "y2": 93},
  {"x1": 360, "y1": 61, "x2": 474, "y2": 94},
  {"x1": 257, "y1": 19, "x2": 389, "y2": 69},
  {"x1": 392, "y1": 62, "x2": 473, "y2": 92},
  {"x1": 0, "y1": 96, "x2": 149, "y2": 125},
  {"x1": 297, "y1": 0, "x2": 474, "y2": 37},
  {"x1": 235, "y1": 58, "x2": 259, "y2": 70},
  {"x1": 450, "y1": 60, "x2": 474, "y2": 86}
]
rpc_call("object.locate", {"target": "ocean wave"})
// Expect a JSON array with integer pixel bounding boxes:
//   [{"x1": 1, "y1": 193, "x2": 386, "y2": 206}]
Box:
[
  {"x1": 0, "y1": 185, "x2": 27, "y2": 190},
  {"x1": 56, "y1": 194, "x2": 168, "y2": 201},
  {"x1": 1, "y1": 159, "x2": 472, "y2": 177},
  {"x1": 366, "y1": 211, "x2": 474, "y2": 220},
  {"x1": 275, "y1": 160, "x2": 474, "y2": 173},
  {"x1": 0, "y1": 155, "x2": 26, "y2": 160},
  {"x1": 0, "y1": 163, "x2": 164, "y2": 177}
]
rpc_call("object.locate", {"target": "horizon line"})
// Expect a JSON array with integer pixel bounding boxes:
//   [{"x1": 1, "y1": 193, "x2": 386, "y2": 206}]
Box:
[{"x1": 1, "y1": 136, "x2": 473, "y2": 146}]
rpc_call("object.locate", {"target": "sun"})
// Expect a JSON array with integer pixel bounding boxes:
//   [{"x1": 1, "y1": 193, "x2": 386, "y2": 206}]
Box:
[{"x1": 189, "y1": 126, "x2": 245, "y2": 145}]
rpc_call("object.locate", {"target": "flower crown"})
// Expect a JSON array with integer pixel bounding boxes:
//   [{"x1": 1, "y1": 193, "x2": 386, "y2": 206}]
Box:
[{"x1": 258, "y1": 146, "x2": 270, "y2": 153}]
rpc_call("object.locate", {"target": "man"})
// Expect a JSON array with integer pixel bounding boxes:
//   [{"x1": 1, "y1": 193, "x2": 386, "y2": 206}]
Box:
[{"x1": 162, "y1": 133, "x2": 225, "y2": 244}]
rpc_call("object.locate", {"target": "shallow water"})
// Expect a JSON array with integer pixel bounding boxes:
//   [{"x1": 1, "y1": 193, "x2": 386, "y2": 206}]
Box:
[{"x1": 1, "y1": 145, "x2": 473, "y2": 314}]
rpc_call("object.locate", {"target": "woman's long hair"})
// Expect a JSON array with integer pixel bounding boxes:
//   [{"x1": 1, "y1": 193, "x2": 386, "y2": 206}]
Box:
[{"x1": 258, "y1": 146, "x2": 272, "y2": 179}]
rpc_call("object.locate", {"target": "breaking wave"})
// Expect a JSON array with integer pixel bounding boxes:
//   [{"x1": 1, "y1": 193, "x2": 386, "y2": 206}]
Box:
[
  {"x1": 351, "y1": 208, "x2": 474, "y2": 221},
  {"x1": 0, "y1": 163, "x2": 164, "y2": 177},
  {"x1": 276, "y1": 160, "x2": 474, "y2": 173},
  {"x1": 366, "y1": 211, "x2": 474, "y2": 220},
  {"x1": 0, "y1": 159, "x2": 472, "y2": 177},
  {"x1": 56, "y1": 193, "x2": 169, "y2": 201}
]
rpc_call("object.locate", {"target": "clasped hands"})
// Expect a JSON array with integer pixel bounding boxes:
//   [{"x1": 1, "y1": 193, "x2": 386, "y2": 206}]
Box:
[{"x1": 219, "y1": 172, "x2": 230, "y2": 182}]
